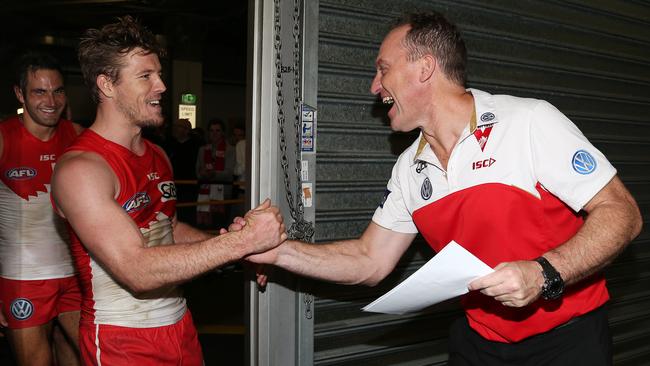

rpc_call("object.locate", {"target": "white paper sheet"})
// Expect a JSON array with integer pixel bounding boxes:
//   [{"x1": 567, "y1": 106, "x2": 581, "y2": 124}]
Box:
[{"x1": 362, "y1": 241, "x2": 493, "y2": 315}]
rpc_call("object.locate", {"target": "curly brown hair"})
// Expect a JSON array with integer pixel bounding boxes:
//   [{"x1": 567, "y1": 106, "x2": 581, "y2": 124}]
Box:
[{"x1": 78, "y1": 15, "x2": 165, "y2": 104}]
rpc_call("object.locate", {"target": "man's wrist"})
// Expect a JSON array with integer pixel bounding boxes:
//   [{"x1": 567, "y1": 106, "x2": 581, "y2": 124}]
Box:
[{"x1": 534, "y1": 256, "x2": 565, "y2": 300}]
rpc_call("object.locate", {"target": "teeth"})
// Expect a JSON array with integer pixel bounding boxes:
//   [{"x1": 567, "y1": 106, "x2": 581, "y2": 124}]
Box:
[
  {"x1": 382, "y1": 96, "x2": 394, "y2": 105},
  {"x1": 149, "y1": 100, "x2": 160, "y2": 105}
]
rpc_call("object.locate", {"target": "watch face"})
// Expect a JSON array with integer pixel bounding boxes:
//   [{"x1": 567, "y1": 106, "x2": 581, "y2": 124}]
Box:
[{"x1": 544, "y1": 277, "x2": 564, "y2": 300}]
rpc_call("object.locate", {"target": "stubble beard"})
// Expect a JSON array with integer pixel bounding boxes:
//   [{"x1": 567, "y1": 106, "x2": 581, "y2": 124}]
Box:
[{"x1": 116, "y1": 98, "x2": 163, "y2": 128}]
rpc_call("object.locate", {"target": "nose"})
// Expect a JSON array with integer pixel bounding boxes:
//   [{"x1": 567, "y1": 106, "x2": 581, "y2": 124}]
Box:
[
  {"x1": 45, "y1": 92, "x2": 56, "y2": 106},
  {"x1": 370, "y1": 71, "x2": 382, "y2": 95},
  {"x1": 154, "y1": 74, "x2": 167, "y2": 94}
]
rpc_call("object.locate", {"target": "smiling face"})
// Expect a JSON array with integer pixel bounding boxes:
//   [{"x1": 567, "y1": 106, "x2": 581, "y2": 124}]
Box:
[
  {"x1": 370, "y1": 25, "x2": 427, "y2": 132},
  {"x1": 111, "y1": 48, "x2": 166, "y2": 128},
  {"x1": 15, "y1": 69, "x2": 66, "y2": 128},
  {"x1": 208, "y1": 122, "x2": 224, "y2": 144}
]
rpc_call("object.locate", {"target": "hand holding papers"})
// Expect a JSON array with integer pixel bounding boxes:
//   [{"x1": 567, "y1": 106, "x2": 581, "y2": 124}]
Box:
[{"x1": 362, "y1": 241, "x2": 493, "y2": 315}]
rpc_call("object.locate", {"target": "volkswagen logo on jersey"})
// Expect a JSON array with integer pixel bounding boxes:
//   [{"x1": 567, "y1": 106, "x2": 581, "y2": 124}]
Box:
[
  {"x1": 158, "y1": 181, "x2": 177, "y2": 202},
  {"x1": 122, "y1": 192, "x2": 151, "y2": 213},
  {"x1": 6, "y1": 167, "x2": 37, "y2": 180},
  {"x1": 572, "y1": 150, "x2": 597, "y2": 174},
  {"x1": 480, "y1": 112, "x2": 495, "y2": 122},
  {"x1": 10, "y1": 298, "x2": 34, "y2": 320},
  {"x1": 421, "y1": 178, "x2": 433, "y2": 200}
]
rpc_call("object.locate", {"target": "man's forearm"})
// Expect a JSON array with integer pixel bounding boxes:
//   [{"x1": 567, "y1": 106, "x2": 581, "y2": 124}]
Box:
[
  {"x1": 121, "y1": 230, "x2": 252, "y2": 293},
  {"x1": 173, "y1": 221, "x2": 212, "y2": 243},
  {"x1": 273, "y1": 240, "x2": 384, "y2": 286},
  {"x1": 545, "y1": 182, "x2": 642, "y2": 285}
]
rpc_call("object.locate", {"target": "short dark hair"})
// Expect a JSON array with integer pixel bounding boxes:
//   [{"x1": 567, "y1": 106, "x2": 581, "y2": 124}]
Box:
[
  {"x1": 208, "y1": 118, "x2": 225, "y2": 130},
  {"x1": 393, "y1": 12, "x2": 467, "y2": 86},
  {"x1": 78, "y1": 15, "x2": 165, "y2": 104},
  {"x1": 14, "y1": 51, "x2": 64, "y2": 93}
]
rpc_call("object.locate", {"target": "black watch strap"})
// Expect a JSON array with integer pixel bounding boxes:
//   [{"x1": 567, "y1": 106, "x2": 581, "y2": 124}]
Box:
[{"x1": 534, "y1": 256, "x2": 564, "y2": 300}]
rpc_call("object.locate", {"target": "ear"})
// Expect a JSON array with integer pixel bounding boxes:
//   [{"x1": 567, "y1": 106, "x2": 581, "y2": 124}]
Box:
[
  {"x1": 96, "y1": 74, "x2": 114, "y2": 99},
  {"x1": 419, "y1": 54, "x2": 436, "y2": 83},
  {"x1": 14, "y1": 85, "x2": 25, "y2": 105}
]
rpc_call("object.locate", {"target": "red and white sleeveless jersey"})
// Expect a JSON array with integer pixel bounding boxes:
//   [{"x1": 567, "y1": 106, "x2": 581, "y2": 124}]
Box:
[
  {"x1": 373, "y1": 88, "x2": 616, "y2": 343},
  {"x1": 0, "y1": 115, "x2": 77, "y2": 280},
  {"x1": 65, "y1": 130, "x2": 185, "y2": 328}
]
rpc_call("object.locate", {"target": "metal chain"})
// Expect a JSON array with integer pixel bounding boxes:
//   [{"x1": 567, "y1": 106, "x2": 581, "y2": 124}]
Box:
[{"x1": 274, "y1": 0, "x2": 314, "y2": 242}]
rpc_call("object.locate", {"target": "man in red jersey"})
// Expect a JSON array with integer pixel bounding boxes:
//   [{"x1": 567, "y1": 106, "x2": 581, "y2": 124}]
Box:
[
  {"x1": 51, "y1": 16, "x2": 286, "y2": 365},
  {"x1": 247, "y1": 11, "x2": 642, "y2": 366},
  {"x1": 0, "y1": 52, "x2": 83, "y2": 366}
]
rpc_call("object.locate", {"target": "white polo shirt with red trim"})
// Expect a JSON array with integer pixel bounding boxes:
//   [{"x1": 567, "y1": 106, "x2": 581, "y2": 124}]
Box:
[{"x1": 372, "y1": 88, "x2": 616, "y2": 343}]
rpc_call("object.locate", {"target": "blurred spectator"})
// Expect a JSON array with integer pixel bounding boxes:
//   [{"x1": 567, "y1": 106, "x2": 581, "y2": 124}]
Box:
[
  {"x1": 192, "y1": 126, "x2": 206, "y2": 146},
  {"x1": 230, "y1": 121, "x2": 245, "y2": 145},
  {"x1": 166, "y1": 118, "x2": 200, "y2": 224},
  {"x1": 196, "y1": 118, "x2": 235, "y2": 229},
  {"x1": 232, "y1": 123, "x2": 246, "y2": 220},
  {"x1": 232, "y1": 123, "x2": 246, "y2": 182}
]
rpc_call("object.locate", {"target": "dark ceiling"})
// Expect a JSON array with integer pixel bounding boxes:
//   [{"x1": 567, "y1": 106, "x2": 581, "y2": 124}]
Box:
[
  {"x1": 1, "y1": 0, "x2": 248, "y2": 117},
  {"x1": 2, "y1": 0, "x2": 248, "y2": 74}
]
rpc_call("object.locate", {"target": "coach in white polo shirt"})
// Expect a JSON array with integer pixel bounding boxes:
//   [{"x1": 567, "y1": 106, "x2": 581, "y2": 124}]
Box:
[{"x1": 248, "y1": 11, "x2": 642, "y2": 366}]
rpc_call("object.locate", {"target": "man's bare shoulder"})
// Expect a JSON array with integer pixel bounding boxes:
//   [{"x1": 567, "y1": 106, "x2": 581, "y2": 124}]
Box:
[
  {"x1": 57, "y1": 149, "x2": 106, "y2": 168},
  {"x1": 54, "y1": 150, "x2": 117, "y2": 195}
]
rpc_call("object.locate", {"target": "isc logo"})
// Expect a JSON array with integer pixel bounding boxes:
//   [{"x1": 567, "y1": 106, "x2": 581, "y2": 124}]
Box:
[
  {"x1": 6, "y1": 167, "x2": 37, "y2": 180},
  {"x1": 472, "y1": 158, "x2": 496, "y2": 170},
  {"x1": 40, "y1": 154, "x2": 56, "y2": 161},
  {"x1": 122, "y1": 192, "x2": 151, "y2": 213}
]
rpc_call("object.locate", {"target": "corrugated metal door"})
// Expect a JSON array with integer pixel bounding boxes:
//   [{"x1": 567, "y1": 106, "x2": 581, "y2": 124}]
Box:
[{"x1": 312, "y1": 1, "x2": 650, "y2": 365}]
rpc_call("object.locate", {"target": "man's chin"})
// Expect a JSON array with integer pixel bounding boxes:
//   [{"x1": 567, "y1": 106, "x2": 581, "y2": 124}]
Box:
[{"x1": 137, "y1": 118, "x2": 164, "y2": 128}]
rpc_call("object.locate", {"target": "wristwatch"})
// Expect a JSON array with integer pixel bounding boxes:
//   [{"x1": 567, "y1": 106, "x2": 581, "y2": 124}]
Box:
[{"x1": 534, "y1": 256, "x2": 564, "y2": 300}]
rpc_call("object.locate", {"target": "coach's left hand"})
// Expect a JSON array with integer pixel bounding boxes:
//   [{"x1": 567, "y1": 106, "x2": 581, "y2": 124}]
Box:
[{"x1": 468, "y1": 260, "x2": 544, "y2": 307}]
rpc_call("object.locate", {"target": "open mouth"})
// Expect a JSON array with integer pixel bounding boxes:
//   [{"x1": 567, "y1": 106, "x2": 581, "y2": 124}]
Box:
[{"x1": 382, "y1": 96, "x2": 394, "y2": 105}]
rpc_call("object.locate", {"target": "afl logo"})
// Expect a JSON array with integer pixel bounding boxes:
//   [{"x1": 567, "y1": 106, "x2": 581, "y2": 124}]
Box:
[
  {"x1": 10, "y1": 298, "x2": 34, "y2": 320},
  {"x1": 122, "y1": 192, "x2": 151, "y2": 213},
  {"x1": 480, "y1": 112, "x2": 495, "y2": 122},
  {"x1": 421, "y1": 178, "x2": 433, "y2": 200},
  {"x1": 6, "y1": 167, "x2": 37, "y2": 180},
  {"x1": 572, "y1": 150, "x2": 597, "y2": 175}
]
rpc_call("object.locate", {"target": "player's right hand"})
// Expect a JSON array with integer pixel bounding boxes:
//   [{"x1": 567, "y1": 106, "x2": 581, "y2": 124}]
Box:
[{"x1": 241, "y1": 199, "x2": 287, "y2": 254}]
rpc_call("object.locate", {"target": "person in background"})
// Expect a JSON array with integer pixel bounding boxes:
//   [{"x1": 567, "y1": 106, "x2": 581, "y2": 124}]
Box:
[
  {"x1": 0, "y1": 51, "x2": 83, "y2": 366},
  {"x1": 165, "y1": 118, "x2": 200, "y2": 224},
  {"x1": 248, "y1": 11, "x2": 642, "y2": 366},
  {"x1": 51, "y1": 16, "x2": 286, "y2": 365},
  {"x1": 231, "y1": 122, "x2": 246, "y2": 221},
  {"x1": 196, "y1": 118, "x2": 235, "y2": 229},
  {"x1": 231, "y1": 122, "x2": 246, "y2": 182}
]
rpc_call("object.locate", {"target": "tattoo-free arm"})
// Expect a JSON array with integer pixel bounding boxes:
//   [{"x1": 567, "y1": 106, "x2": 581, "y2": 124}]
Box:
[
  {"x1": 52, "y1": 153, "x2": 286, "y2": 294},
  {"x1": 469, "y1": 176, "x2": 642, "y2": 307},
  {"x1": 248, "y1": 222, "x2": 416, "y2": 286},
  {"x1": 544, "y1": 176, "x2": 642, "y2": 284}
]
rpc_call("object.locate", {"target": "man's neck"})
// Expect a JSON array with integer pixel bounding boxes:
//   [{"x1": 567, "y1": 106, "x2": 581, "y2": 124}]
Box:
[
  {"x1": 91, "y1": 106, "x2": 147, "y2": 156},
  {"x1": 20, "y1": 114, "x2": 58, "y2": 141},
  {"x1": 421, "y1": 89, "x2": 474, "y2": 170}
]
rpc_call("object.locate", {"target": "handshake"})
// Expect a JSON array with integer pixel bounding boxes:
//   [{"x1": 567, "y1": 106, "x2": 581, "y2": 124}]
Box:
[{"x1": 219, "y1": 198, "x2": 289, "y2": 273}]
